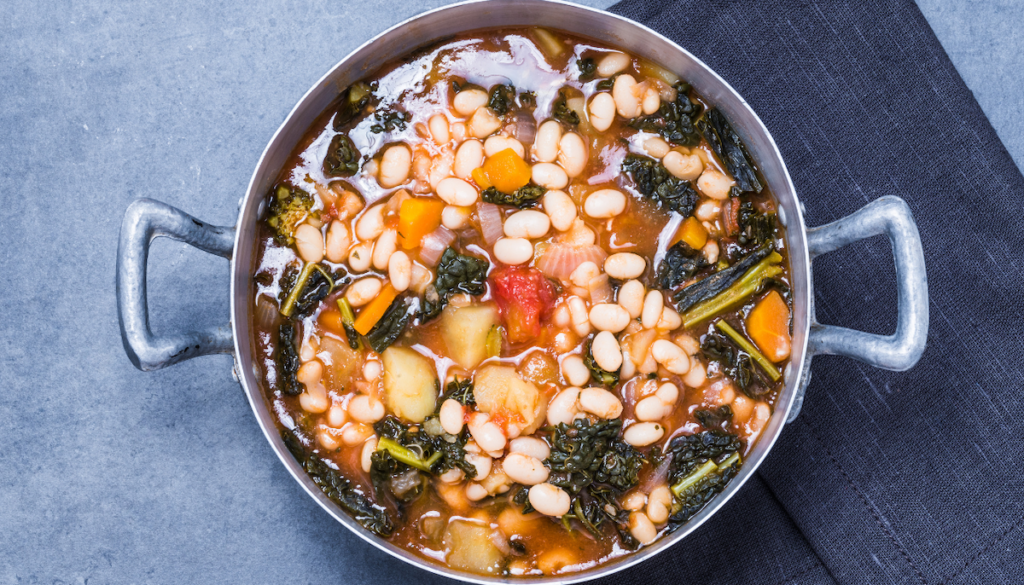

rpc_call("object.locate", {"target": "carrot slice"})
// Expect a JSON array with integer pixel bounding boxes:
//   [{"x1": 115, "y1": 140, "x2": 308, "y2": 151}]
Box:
[
  {"x1": 745, "y1": 289, "x2": 791, "y2": 362},
  {"x1": 471, "y1": 167, "x2": 492, "y2": 190},
  {"x1": 482, "y1": 148, "x2": 532, "y2": 193},
  {"x1": 397, "y1": 197, "x2": 445, "y2": 249},
  {"x1": 673, "y1": 216, "x2": 708, "y2": 250},
  {"x1": 354, "y1": 283, "x2": 398, "y2": 335}
]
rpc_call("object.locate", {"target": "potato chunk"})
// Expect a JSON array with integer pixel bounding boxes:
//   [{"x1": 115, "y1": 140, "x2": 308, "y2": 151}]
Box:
[
  {"x1": 473, "y1": 365, "x2": 545, "y2": 434},
  {"x1": 382, "y1": 347, "x2": 437, "y2": 422},
  {"x1": 443, "y1": 520, "x2": 504, "y2": 575},
  {"x1": 441, "y1": 303, "x2": 499, "y2": 370}
]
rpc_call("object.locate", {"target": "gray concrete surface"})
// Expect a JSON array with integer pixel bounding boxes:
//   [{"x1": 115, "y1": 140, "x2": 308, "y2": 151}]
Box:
[{"x1": 0, "y1": 0, "x2": 1020, "y2": 583}]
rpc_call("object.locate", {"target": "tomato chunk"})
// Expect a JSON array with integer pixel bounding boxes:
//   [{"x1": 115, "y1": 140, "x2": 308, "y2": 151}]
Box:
[{"x1": 489, "y1": 266, "x2": 555, "y2": 343}]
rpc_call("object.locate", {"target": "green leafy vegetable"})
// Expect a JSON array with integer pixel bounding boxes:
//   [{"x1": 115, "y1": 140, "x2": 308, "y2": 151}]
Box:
[
  {"x1": 323, "y1": 133, "x2": 360, "y2": 177},
  {"x1": 700, "y1": 330, "x2": 769, "y2": 398},
  {"x1": 279, "y1": 262, "x2": 346, "y2": 318},
  {"x1": 697, "y1": 109, "x2": 762, "y2": 193},
  {"x1": 546, "y1": 418, "x2": 643, "y2": 496},
  {"x1": 673, "y1": 242, "x2": 776, "y2": 312},
  {"x1": 487, "y1": 84, "x2": 517, "y2": 116},
  {"x1": 441, "y1": 377, "x2": 476, "y2": 408},
  {"x1": 584, "y1": 342, "x2": 620, "y2": 387},
  {"x1": 266, "y1": 184, "x2": 314, "y2": 245},
  {"x1": 369, "y1": 416, "x2": 475, "y2": 504},
  {"x1": 714, "y1": 321, "x2": 782, "y2": 382},
  {"x1": 420, "y1": 248, "x2": 490, "y2": 321},
  {"x1": 693, "y1": 405, "x2": 734, "y2": 432},
  {"x1": 629, "y1": 82, "x2": 702, "y2": 146},
  {"x1": 576, "y1": 58, "x2": 596, "y2": 80},
  {"x1": 678, "y1": 248, "x2": 783, "y2": 328},
  {"x1": 481, "y1": 184, "x2": 546, "y2": 208},
  {"x1": 276, "y1": 324, "x2": 302, "y2": 396},
  {"x1": 621, "y1": 154, "x2": 698, "y2": 216},
  {"x1": 333, "y1": 82, "x2": 374, "y2": 131},
  {"x1": 336, "y1": 298, "x2": 361, "y2": 350},
  {"x1": 370, "y1": 108, "x2": 409, "y2": 134},
  {"x1": 737, "y1": 201, "x2": 776, "y2": 248},
  {"x1": 552, "y1": 89, "x2": 580, "y2": 126},
  {"x1": 665, "y1": 430, "x2": 742, "y2": 527},
  {"x1": 657, "y1": 241, "x2": 709, "y2": 289},
  {"x1": 364, "y1": 296, "x2": 412, "y2": 353},
  {"x1": 596, "y1": 78, "x2": 614, "y2": 91}
]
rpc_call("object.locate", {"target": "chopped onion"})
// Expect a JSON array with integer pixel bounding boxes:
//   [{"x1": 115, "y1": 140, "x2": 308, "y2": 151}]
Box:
[
  {"x1": 535, "y1": 243, "x2": 608, "y2": 281},
  {"x1": 588, "y1": 274, "x2": 613, "y2": 304},
  {"x1": 418, "y1": 226, "x2": 456, "y2": 267},
  {"x1": 255, "y1": 296, "x2": 282, "y2": 329},
  {"x1": 639, "y1": 454, "x2": 673, "y2": 493},
  {"x1": 477, "y1": 202, "x2": 504, "y2": 245},
  {"x1": 510, "y1": 111, "x2": 537, "y2": 145}
]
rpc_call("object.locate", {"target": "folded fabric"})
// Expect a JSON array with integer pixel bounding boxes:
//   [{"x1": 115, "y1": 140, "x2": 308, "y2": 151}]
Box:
[{"x1": 601, "y1": 1, "x2": 1024, "y2": 584}]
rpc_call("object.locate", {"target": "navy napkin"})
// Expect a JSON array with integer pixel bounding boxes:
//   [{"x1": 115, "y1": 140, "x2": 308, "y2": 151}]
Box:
[{"x1": 601, "y1": 1, "x2": 1024, "y2": 584}]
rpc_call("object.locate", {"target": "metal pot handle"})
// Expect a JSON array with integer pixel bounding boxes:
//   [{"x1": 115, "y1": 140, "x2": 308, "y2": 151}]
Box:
[
  {"x1": 117, "y1": 198, "x2": 236, "y2": 371},
  {"x1": 805, "y1": 195, "x2": 929, "y2": 369}
]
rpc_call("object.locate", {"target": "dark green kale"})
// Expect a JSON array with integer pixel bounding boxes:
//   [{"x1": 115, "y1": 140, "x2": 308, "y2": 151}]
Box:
[
  {"x1": 697, "y1": 109, "x2": 762, "y2": 193},
  {"x1": 701, "y1": 331, "x2": 770, "y2": 399},
  {"x1": 737, "y1": 201, "x2": 776, "y2": 248},
  {"x1": 419, "y1": 248, "x2": 490, "y2": 321},
  {"x1": 281, "y1": 429, "x2": 394, "y2": 537},
  {"x1": 596, "y1": 78, "x2": 614, "y2": 91},
  {"x1": 552, "y1": 89, "x2": 580, "y2": 126},
  {"x1": 584, "y1": 342, "x2": 620, "y2": 387},
  {"x1": 370, "y1": 108, "x2": 409, "y2": 133},
  {"x1": 517, "y1": 91, "x2": 537, "y2": 109},
  {"x1": 364, "y1": 296, "x2": 412, "y2": 353},
  {"x1": 657, "y1": 241, "x2": 709, "y2": 289},
  {"x1": 276, "y1": 324, "x2": 302, "y2": 396},
  {"x1": 487, "y1": 84, "x2": 517, "y2": 116},
  {"x1": 370, "y1": 416, "x2": 475, "y2": 504},
  {"x1": 629, "y1": 82, "x2": 703, "y2": 146},
  {"x1": 694, "y1": 405, "x2": 734, "y2": 432},
  {"x1": 621, "y1": 154, "x2": 698, "y2": 217},
  {"x1": 279, "y1": 262, "x2": 348, "y2": 319},
  {"x1": 323, "y1": 133, "x2": 360, "y2": 177},
  {"x1": 480, "y1": 184, "x2": 546, "y2": 208},
  {"x1": 673, "y1": 242, "x2": 773, "y2": 311},
  {"x1": 576, "y1": 58, "x2": 596, "y2": 80},
  {"x1": 441, "y1": 377, "x2": 476, "y2": 407},
  {"x1": 546, "y1": 418, "x2": 644, "y2": 496},
  {"x1": 266, "y1": 184, "x2": 314, "y2": 245},
  {"x1": 333, "y1": 82, "x2": 374, "y2": 131},
  {"x1": 666, "y1": 430, "x2": 742, "y2": 527}
]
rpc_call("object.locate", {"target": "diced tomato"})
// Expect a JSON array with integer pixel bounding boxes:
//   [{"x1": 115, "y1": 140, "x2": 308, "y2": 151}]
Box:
[{"x1": 489, "y1": 266, "x2": 556, "y2": 343}]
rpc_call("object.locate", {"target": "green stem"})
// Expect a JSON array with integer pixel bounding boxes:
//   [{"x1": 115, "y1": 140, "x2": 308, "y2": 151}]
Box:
[
  {"x1": 681, "y1": 252, "x2": 782, "y2": 328},
  {"x1": 280, "y1": 262, "x2": 317, "y2": 318},
  {"x1": 670, "y1": 459, "x2": 718, "y2": 499},
  {"x1": 376, "y1": 437, "x2": 434, "y2": 473},
  {"x1": 715, "y1": 321, "x2": 782, "y2": 382}
]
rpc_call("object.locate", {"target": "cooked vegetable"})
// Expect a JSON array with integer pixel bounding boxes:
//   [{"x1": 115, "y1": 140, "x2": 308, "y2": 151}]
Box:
[
  {"x1": 336, "y1": 297, "x2": 361, "y2": 350},
  {"x1": 276, "y1": 324, "x2": 302, "y2": 396},
  {"x1": 694, "y1": 405, "x2": 734, "y2": 432},
  {"x1": 530, "y1": 27, "x2": 566, "y2": 59},
  {"x1": 441, "y1": 376, "x2": 476, "y2": 407},
  {"x1": 443, "y1": 520, "x2": 505, "y2": 575},
  {"x1": 473, "y1": 365, "x2": 544, "y2": 433},
  {"x1": 420, "y1": 248, "x2": 490, "y2": 321},
  {"x1": 440, "y1": 303, "x2": 500, "y2": 369},
  {"x1": 700, "y1": 330, "x2": 768, "y2": 398},
  {"x1": 621, "y1": 154, "x2": 698, "y2": 217},
  {"x1": 746, "y1": 290, "x2": 791, "y2": 363},
  {"x1": 675, "y1": 243, "x2": 781, "y2": 320},
  {"x1": 354, "y1": 283, "x2": 399, "y2": 336},
  {"x1": 266, "y1": 184, "x2": 314, "y2": 245},
  {"x1": 489, "y1": 266, "x2": 555, "y2": 343},
  {"x1": 281, "y1": 262, "x2": 343, "y2": 319},
  {"x1": 487, "y1": 84, "x2": 517, "y2": 116},
  {"x1": 675, "y1": 216, "x2": 708, "y2": 251},
  {"x1": 576, "y1": 57, "x2": 596, "y2": 80},
  {"x1": 324, "y1": 133, "x2": 360, "y2": 177},
  {"x1": 320, "y1": 335, "x2": 360, "y2": 392},
  {"x1": 547, "y1": 418, "x2": 644, "y2": 495},
  {"x1": 282, "y1": 429, "x2": 393, "y2": 537},
  {"x1": 737, "y1": 201, "x2": 776, "y2": 248},
  {"x1": 398, "y1": 197, "x2": 445, "y2": 249},
  {"x1": 481, "y1": 148, "x2": 533, "y2": 193},
  {"x1": 481, "y1": 184, "x2": 545, "y2": 208},
  {"x1": 714, "y1": 321, "x2": 781, "y2": 382},
  {"x1": 584, "y1": 341, "x2": 620, "y2": 387},
  {"x1": 471, "y1": 167, "x2": 492, "y2": 189},
  {"x1": 629, "y1": 82, "x2": 702, "y2": 146},
  {"x1": 552, "y1": 89, "x2": 580, "y2": 126},
  {"x1": 657, "y1": 241, "x2": 708, "y2": 289},
  {"x1": 486, "y1": 325, "x2": 503, "y2": 359},
  {"x1": 697, "y1": 109, "x2": 762, "y2": 193},
  {"x1": 364, "y1": 295, "x2": 412, "y2": 353},
  {"x1": 377, "y1": 436, "x2": 441, "y2": 472},
  {"x1": 333, "y1": 81, "x2": 374, "y2": 130},
  {"x1": 666, "y1": 430, "x2": 742, "y2": 526},
  {"x1": 382, "y1": 346, "x2": 438, "y2": 423},
  {"x1": 370, "y1": 108, "x2": 409, "y2": 134}
]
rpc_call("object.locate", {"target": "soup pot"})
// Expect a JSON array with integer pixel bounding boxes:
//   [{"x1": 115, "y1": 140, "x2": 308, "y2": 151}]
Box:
[{"x1": 116, "y1": 0, "x2": 929, "y2": 582}]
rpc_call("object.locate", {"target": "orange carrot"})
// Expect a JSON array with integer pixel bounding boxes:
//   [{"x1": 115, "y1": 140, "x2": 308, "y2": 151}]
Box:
[
  {"x1": 471, "y1": 167, "x2": 492, "y2": 190},
  {"x1": 482, "y1": 148, "x2": 532, "y2": 193},
  {"x1": 746, "y1": 290, "x2": 791, "y2": 362},
  {"x1": 397, "y1": 197, "x2": 445, "y2": 249},
  {"x1": 354, "y1": 283, "x2": 398, "y2": 335},
  {"x1": 673, "y1": 216, "x2": 708, "y2": 250}
]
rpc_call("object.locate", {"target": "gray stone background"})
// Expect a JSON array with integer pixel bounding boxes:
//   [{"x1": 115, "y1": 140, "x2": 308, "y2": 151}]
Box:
[{"x1": 1, "y1": 0, "x2": 1021, "y2": 583}]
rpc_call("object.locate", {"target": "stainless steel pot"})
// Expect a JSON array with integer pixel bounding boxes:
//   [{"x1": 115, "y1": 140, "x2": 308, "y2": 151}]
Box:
[{"x1": 116, "y1": 1, "x2": 929, "y2": 582}]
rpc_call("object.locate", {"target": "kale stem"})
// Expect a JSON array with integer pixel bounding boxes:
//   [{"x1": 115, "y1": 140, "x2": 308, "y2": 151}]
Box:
[
  {"x1": 714, "y1": 321, "x2": 782, "y2": 382},
  {"x1": 681, "y1": 252, "x2": 782, "y2": 328},
  {"x1": 337, "y1": 297, "x2": 356, "y2": 324},
  {"x1": 280, "y1": 262, "x2": 317, "y2": 318},
  {"x1": 670, "y1": 459, "x2": 718, "y2": 499},
  {"x1": 377, "y1": 437, "x2": 434, "y2": 473}
]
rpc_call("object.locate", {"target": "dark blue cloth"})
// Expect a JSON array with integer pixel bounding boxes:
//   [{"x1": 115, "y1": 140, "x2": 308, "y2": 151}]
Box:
[{"x1": 602, "y1": 1, "x2": 1024, "y2": 584}]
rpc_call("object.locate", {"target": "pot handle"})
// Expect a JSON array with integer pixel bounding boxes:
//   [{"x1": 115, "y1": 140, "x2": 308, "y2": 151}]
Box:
[
  {"x1": 117, "y1": 198, "x2": 236, "y2": 371},
  {"x1": 805, "y1": 195, "x2": 929, "y2": 370}
]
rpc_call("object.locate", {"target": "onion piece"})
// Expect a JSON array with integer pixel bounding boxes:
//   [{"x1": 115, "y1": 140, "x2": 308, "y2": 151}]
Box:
[
  {"x1": 477, "y1": 202, "x2": 504, "y2": 245},
  {"x1": 535, "y1": 243, "x2": 608, "y2": 281},
  {"x1": 510, "y1": 111, "x2": 537, "y2": 145},
  {"x1": 639, "y1": 454, "x2": 673, "y2": 493},
  {"x1": 588, "y1": 274, "x2": 613, "y2": 304},
  {"x1": 255, "y1": 296, "x2": 282, "y2": 330},
  {"x1": 418, "y1": 226, "x2": 456, "y2": 267}
]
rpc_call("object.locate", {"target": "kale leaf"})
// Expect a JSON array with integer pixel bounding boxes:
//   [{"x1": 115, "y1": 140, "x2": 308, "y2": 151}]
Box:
[
  {"x1": 546, "y1": 418, "x2": 644, "y2": 496},
  {"x1": 481, "y1": 184, "x2": 546, "y2": 208},
  {"x1": 441, "y1": 377, "x2": 476, "y2": 408},
  {"x1": 621, "y1": 154, "x2": 698, "y2": 217},
  {"x1": 673, "y1": 242, "x2": 773, "y2": 312},
  {"x1": 666, "y1": 430, "x2": 742, "y2": 527},
  {"x1": 364, "y1": 296, "x2": 412, "y2": 353},
  {"x1": 697, "y1": 109, "x2": 762, "y2": 193},
  {"x1": 584, "y1": 342, "x2": 620, "y2": 387},
  {"x1": 266, "y1": 184, "x2": 314, "y2": 245},
  {"x1": 737, "y1": 201, "x2": 776, "y2": 248},
  {"x1": 487, "y1": 84, "x2": 517, "y2": 116},
  {"x1": 577, "y1": 58, "x2": 596, "y2": 80},
  {"x1": 657, "y1": 241, "x2": 708, "y2": 289},
  {"x1": 419, "y1": 248, "x2": 490, "y2": 321},
  {"x1": 323, "y1": 133, "x2": 360, "y2": 177},
  {"x1": 629, "y1": 82, "x2": 703, "y2": 146},
  {"x1": 552, "y1": 89, "x2": 580, "y2": 126},
  {"x1": 333, "y1": 82, "x2": 374, "y2": 131},
  {"x1": 276, "y1": 324, "x2": 302, "y2": 396},
  {"x1": 370, "y1": 108, "x2": 409, "y2": 134},
  {"x1": 694, "y1": 405, "x2": 734, "y2": 432}
]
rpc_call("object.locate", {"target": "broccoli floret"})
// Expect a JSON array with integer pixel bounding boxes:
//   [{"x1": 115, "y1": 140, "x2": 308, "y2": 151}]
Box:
[
  {"x1": 419, "y1": 248, "x2": 490, "y2": 321},
  {"x1": 266, "y1": 184, "x2": 314, "y2": 245},
  {"x1": 481, "y1": 184, "x2": 545, "y2": 208},
  {"x1": 621, "y1": 154, "x2": 698, "y2": 216}
]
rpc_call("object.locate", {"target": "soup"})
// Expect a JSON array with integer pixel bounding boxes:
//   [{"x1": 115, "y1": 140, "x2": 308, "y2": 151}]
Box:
[{"x1": 250, "y1": 27, "x2": 791, "y2": 577}]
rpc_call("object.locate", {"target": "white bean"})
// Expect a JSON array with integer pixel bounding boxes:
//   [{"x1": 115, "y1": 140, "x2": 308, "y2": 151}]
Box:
[
  {"x1": 503, "y1": 453, "x2": 550, "y2": 486},
  {"x1": 543, "y1": 190, "x2": 577, "y2": 231},
  {"x1": 629, "y1": 511, "x2": 658, "y2": 544},
  {"x1": 439, "y1": 467, "x2": 465, "y2": 484},
  {"x1": 547, "y1": 387, "x2": 581, "y2": 426},
  {"x1": 612, "y1": 74, "x2": 642, "y2": 119},
  {"x1": 465, "y1": 482, "x2": 489, "y2": 501},
  {"x1": 641, "y1": 86, "x2": 661, "y2": 115},
  {"x1": 558, "y1": 132, "x2": 588, "y2": 178},
  {"x1": 346, "y1": 277, "x2": 382, "y2": 307},
  {"x1": 441, "y1": 205, "x2": 472, "y2": 230},
  {"x1": 465, "y1": 452, "x2": 493, "y2": 481},
  {"x1": 349, "y1": 395, "x2": 385, "y2": 423},
  {"x1": 635, "y1": 395, "x2": 671, "y2": 422},
  {"x1": 294, "y1": 224, "x2": 324, "y2": 263},
  {"x1": 623, "y1": 422, "x2": 665, "y2": 447},
  {"x1": 429, "y1": 114, "x2": 450, "y2": 144},
  {"x1": 299, "y1": 384, "x2": 329, "y2": 413},
  {"x1": 697, "y1": 168, "x2": 735, "y2": 200},
  {"x1": 597, "y1": 52, "x2": 631, "y2": 77},
  {"x1": 579, "y1": 387, "x2": 623, "y2": 419},
  {"x1": 450, "y1": 121, "x2": 467, "y2": 142},
  {"x1": 675, "y1": 334, "x2": 700, "y2": 356},
  {"x1": 655, "y1": 382, "x2": 679, "y2": 405},
  {"x1": 695, "y1": 199, "x2": 721, "y2": 221},
  {"x1": 297, "y1": 360, "x2": 322, "y2": 385},
  {"x1": 372, "y1": 228, "x2": 397, "y2": 270},
  {"x1": 589, "y1": 304, "x2": 631, "y2": 333},
  {"x1": 658, "y1": 307, "x2": 682, "y2": 331},
  {"x1": 620, "y1": 346, "x2": 637, "y2": 378},
  {"x1": 493, "y1": 237, "x2": 533, "y2": 265},
  {"x1": 683, "y1": 360, "x2": 707, "y2": 388},
  {"x1": 347, "y1": 242, "x2": 373, "y2": 273},
  {"x1": 410, "y1": 263, "x2": 432, "y2": 294},
  {"x1": 703, "y1": 239, "x2": 720, "y2": 264},
  {"x1": 623, "y1": 491, "x2": 647, "y2": 511},
  {"x1": 533, "y1": 120, "x2": 562, "y2": 163},
  {"x1": 591, "y1": 331, "x2": 624, "y2": 373},
  {"x1": 468, "y1": 413, "x2": 507, "y2": 453},
  {"x1": 604, "y1": 253, "x2": 646, "y2": 279},
  {"x1": 647, "y1": 486, "x2": 672, "y2": 524},
  {"x1": 584, "y1": 189, "x2": 627, "y2": 218},
  {"x1": 484, "y1": 135, "x2": 525, "y2": 158},
  {"x1": 509, "y1": 436, "x2": 551, "y2": 461},
  {"x1": 454, "y1": 140, "x2": 485, "y2": 179},
  {"x1": 529, "y1": 483, "x2": 571, "y2": 517},
  {"x1": 388, "y1": 250, "x2": 412, "y2": 292},
  {"x1": 361, "y1": 437, "x2": 378, "y2": 472},
  {"x1": 588, "y1": 93, "x2": 616, "y2": 132},
  {"x1": 663, "y1": 151, "x2": 703, "y2": 181},
  {"x1": 568, "y1": 296, "x2": 591, "y2": 337},
  {"x1": 618, "y1": 279, "x2": 645, "y2": 319},
  {"x1": 379, "y1": 144, "x2": 412, "y2": 188},
  {"x1": 436, "y1": 177, "x2": 479, "y2": 206},
  {"x1": 325, "y1": 220, "x2": 351, "y2": 263},
  {"x1": 318, "y1": 428, "x2": 342, "y2": 451},
  {"x1": 504, "y1": 210, "x2": 551, "y2": 239},
  {"x1": 341, "y1": 423, "x2": 373, "y2": 446},
  {"x1": 641, "y1": 290, "x2": 664, "y2": 329},
  {"x1": 570, "y1": 261, "x2": 600, "y2": 288},
  {"x1": 531, "y1": 162, "x2": 569, "y2": 189},
  {"x1": 355, "y1": 204, "x2": 386, "y2": 241},
  {"x1": 453, "y1": 88, "x2": 488, "y2": 116},
  {"x1": 469, "y1": 107, "x2": 502, "y2": 138},
  {"x1": 327, "y1": 404, "x2": 347, "y2": 428},
  {"x1": 643, "y1": 136, "x2": 671, "y2": 158},
  {"x1": 651, "y1": 339, "x2": 690, "y2": 374},
  {"x1": 439, "y1": 399, "x2": 466, "y2": 435}
]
